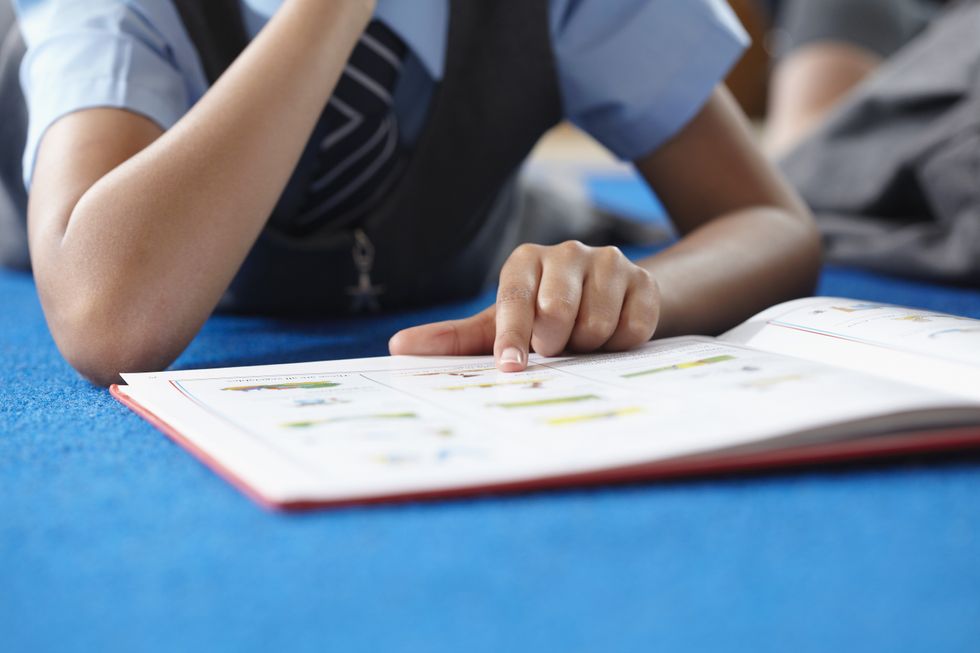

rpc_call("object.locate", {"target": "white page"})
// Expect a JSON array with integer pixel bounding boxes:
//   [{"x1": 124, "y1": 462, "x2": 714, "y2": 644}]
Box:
[
  {"x1": 118, "y1": 337, "x2": 979, "y2": 505},
  {"x1": 721, "y1": 297, "x2": 980, "y2": 401}
]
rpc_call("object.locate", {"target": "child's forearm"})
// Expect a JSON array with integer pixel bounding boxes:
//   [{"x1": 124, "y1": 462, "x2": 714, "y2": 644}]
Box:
[
  {"x1": 388, "y1": 88, "x2": 822, "y2": 371},
  {"x1": 30, "y1": 0, "x2": 375, "y2": 384},
  {"x1": 637, "y1": 205, "x2": 821, "y2": 338},
  {"x1": 632, "y1": 87, "x2": 822, "y2": 338}
]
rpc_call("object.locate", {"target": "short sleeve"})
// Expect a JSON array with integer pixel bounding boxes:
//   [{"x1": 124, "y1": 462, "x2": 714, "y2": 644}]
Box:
[
  {"x1": 551, "y1": 0, "x2": 749, "y2": 161},
  {"x1": 15, "y1": 0, "x2": 208, "y2": 187}
]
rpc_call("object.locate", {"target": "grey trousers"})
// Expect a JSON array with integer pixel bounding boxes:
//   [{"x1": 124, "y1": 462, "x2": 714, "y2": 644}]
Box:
[
  {"x1": 778, "y1": 0, "x2": 980, "y2": 284},
  {"x1": 761, "y1": 0, "x2": 944, "y2": 59},
  {"x1": 0, "y1": 0, "x2": 28, "y2": 269}
]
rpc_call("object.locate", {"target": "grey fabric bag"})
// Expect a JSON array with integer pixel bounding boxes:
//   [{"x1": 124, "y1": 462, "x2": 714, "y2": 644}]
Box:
[
  {"x1": 780, "y1": 0, "x2": 980, "y2": 284},
  {"x1": 0, "y1": 0, "x2": 28, "y2": 269}
]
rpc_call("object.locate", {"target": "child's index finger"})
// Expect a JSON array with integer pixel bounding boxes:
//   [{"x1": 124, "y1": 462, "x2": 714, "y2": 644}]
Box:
[{"x1": 493, "y1": 255, "x2": 542, "y2": 372}]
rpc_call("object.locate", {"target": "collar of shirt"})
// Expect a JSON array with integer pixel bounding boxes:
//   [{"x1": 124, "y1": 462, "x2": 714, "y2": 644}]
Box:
[{"x1": 240, "y1": 0, "x2": 448, "y2": 80}]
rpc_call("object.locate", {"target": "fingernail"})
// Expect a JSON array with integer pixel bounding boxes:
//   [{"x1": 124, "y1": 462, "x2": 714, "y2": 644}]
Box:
[{"x1": 500, "y1": 347, "x2": 524, "y2": 366}]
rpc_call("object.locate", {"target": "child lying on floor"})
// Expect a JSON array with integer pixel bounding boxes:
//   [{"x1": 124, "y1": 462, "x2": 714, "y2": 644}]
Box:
[{"x1": 1, "y1": 0, "x2": 820, "y2": 385}]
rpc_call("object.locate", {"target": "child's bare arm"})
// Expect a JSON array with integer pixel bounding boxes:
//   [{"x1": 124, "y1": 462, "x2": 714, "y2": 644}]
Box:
[
  {"x1": 389, "y1": 88, "x2": 821, "y2": 370},
  {"x1": 28, "y1": 0, "x2": 375, "y2": 386},
  {"x1": 634, "y1": 86, "x2": 821, "y2": 338}
]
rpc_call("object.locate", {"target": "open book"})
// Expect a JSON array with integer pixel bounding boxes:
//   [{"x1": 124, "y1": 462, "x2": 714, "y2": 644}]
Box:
[{"x1": 111, "y1": 297, "x2": 980, "y2": 510}]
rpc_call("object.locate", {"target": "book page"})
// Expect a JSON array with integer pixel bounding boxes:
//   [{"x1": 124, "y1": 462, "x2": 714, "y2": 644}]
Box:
[
  {"x1": 117, "y1": 338, "x2": 978, "y2": 505},
  {"x1": 721, "y1": 297, "x2": 980, "y2": 401}
]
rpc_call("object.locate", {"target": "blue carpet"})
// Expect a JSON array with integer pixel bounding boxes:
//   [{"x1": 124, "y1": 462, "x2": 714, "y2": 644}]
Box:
[{"x1": 2, "y1": 177, "x2": 980, "y2": 652}]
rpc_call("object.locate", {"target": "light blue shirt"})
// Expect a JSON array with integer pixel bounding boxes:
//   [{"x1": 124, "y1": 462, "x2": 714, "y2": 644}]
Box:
[{"x1": 14, "y1": 0, "x2": 748, "y2": 186}]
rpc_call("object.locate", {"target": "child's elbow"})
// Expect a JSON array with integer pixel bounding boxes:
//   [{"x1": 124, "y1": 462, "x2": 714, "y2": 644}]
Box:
[
  {"x1": 51, "y1": 300, "x2": 175, "y2": 387},
  {"x1": 62, "y1": 344, "x2": 130, "y2": 388}
]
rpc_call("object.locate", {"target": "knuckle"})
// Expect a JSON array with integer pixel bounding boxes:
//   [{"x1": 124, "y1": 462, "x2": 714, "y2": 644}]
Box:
[
  {"x1": 597, "y1": 245, "x2": 626, "y2": 266},
  {"x1": 628, "y1": 268, "x2": 659, "y2": 302},
  {"x1": 644, "y1": 289, "x2": 662, "y2": 315},
  {"x1": 557, "y1": 239, "x2": 587, "y2": 256},
  {"x1": 497, "y1": 285, "x2": 535, "y2": 306},
  {"x1": 638, "y1": 302, "x2": 660, "y2": 328},
  {"x1": 624, "y1": 317, "x2": 655, "y2": 342},
  {"x1": 510, "y1": 243, "x2": 541, "y2": 261},
  {"x1": 632, "y1": 265, "x2": 653, "y2": 285},
  {"x1": 537, "y1": 293, "x2": 579, "y2": 320},
  {"x1": 627, "y1": 288, "x2": 659, "y2": 320},
  {"x1": 497, "y1": 326, "x2": 529, "y2": 342},
  {"x1": 640, "y1": 281, "x2": 656, "y2": 301},
  {"x1": 579, "y1": 314, "x2": 617, "y2": 342}
]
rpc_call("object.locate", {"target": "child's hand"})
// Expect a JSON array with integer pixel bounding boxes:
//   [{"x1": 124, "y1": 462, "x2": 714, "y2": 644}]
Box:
[{"x1": 388, "y1": 241, "x2": 661, "y2": 371}]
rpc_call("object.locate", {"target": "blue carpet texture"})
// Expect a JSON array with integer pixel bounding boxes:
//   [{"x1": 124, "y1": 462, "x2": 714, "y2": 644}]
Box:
[{"x1": 2, "y1": 177, "x2": 980, "y2": 652}]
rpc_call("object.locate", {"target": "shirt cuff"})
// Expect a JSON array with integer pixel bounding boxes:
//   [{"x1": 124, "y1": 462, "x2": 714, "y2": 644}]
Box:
[
  {"x1": 595, "y1": 34, "x2": 747, "y2": 161},
  {"x1": 22, "y1": 75, "x2": 188, "y2": 188},
  {"x1": 556, "y1": 0, "x2": 750, "y2": 162}
]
